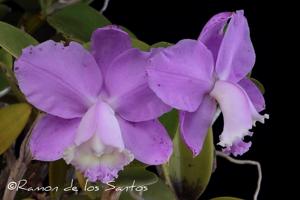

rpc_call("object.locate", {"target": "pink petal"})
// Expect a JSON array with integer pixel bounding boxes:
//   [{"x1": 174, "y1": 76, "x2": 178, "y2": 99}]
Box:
[
  {"x1": 223, "y1": 138, "x2": 252, "y2": 157},
  {"x1": 30, "y1": 114, "x2": 80, "y2": 161},
  {"x1": 104, "y1": 48, "x2": 171, "y2": 122},
  {"x1": 238, "y1": 77, "x2": 265, "y2": 112},
  {"x1": 215, "y1": 10, "x2": 256, "y2": 83},
  {"x1": 117, "y1": 116, "x2": 173, "y2": 165},
  {"x1": 15, "y1": 41, "x2": 102, "y2": 119},
  {"x1": 198, "y1": 12, "x2": 232, "y2": 61},
  {"x1": 147, "y1": 39, "x2": 214, "y2": 112},
  {"x1": 180, "y1": 95, "x2": 217, "y2": 156},
  {"x1": 91, "y1": 26, "x2": 132, "y2": 75}
]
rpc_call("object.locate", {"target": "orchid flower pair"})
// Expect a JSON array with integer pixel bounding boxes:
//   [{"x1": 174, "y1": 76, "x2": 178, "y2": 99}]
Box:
[{"x1": 14, "y1": 10, "x2": 267, "y2": 183}]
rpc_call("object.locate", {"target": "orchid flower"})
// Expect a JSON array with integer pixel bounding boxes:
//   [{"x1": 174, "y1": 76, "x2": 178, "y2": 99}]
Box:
[
  {"x1": 147, "y1": 10, "x2": 268, "y2": 157},
  {"x1": 14, "y1": 26, "x2": 172, "y2": 183}
]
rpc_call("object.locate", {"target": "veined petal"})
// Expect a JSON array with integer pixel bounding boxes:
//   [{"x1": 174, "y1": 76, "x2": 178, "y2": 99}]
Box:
[
  {"x1": 30, "y1": 114, "x2": 80, "y2": 161},
  {"x1": 210, "y1": 80, "x2": 268, "y2": 154},
  {"x1": 117, "y1": 116, "x2": 173, "y2": 165},
  {"x1": 91, "y1": 26, "x2": 132, "y2": 75},
  {"x1": 104, "y1": 48, "x2": 171, "y2": 122},
  {"x1": 147, "y1": 39, "x2": 214, "y2": 112},
  {"x1": 238, "y1": 77, "x2": 265, "y2": 112},
  {"x1": 64, "y1": 100, "x2": 134, "y2": 183},
  {"x1": 180, "y1": 95, "x2": 217, "y2": 156},
  {"x1": 215, "y1": 10, "x2": 256, "y2": 83},
  {"x1": 15, "y1": 41, "x2": 102, "y2": 119},
  {"x1": 198, "y1": 12, "x2": 232, "y2": 61}
]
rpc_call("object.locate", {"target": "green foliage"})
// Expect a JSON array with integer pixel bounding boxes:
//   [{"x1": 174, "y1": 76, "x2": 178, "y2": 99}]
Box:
[
  {"x1": 0, "y1": 21, "x2": 38, "y2": 58},
  {"x1": 47, "y1": 3, "x2": 111, "y2": 42},
  {"x1": 0, "y1": 103, "x2": 32, "y2": 155}
]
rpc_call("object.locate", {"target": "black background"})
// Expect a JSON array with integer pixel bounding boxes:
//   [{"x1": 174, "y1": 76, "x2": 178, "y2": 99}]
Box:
[{"x1": 90, "y1": 0, "x2": 280, "y2": 199}]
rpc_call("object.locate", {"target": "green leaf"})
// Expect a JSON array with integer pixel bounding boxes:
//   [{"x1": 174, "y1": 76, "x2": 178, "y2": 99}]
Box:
[
  {"x1": 0, "y1": 4, "x2": 11, "y2": 19},
  {"x1": 119, "y1": 178, "x2": 177, "y2": 200},
  {"x1": 143, "y1": 178, "x2": 177, "y2": 200},
  {"x1": 0, "y1": 48, "x2": 13, "y2": 69},
  {"x1": 210, "y1": 197, "x2": 243, "y2": 200},
  {"x1": 131, "y1": 38, "x2": 150, "y2": 51},
  {"x1": 0, "y1": 21, "x2": 38, "y2": 58},
  {"x1": 0, "y1": 71, "x2": 8, "y2": 91},
  {"x1": 251, "y1": 78, "x2": 265, "y2": 94},
  {"x1": 168, "y1": 128, "x2": 214, "y2": 200},
  {"x1": 115, "y1": 167, "x2": 158, "y2": 187},
  {"x1": 0, "y1": 48, "x2": 26, "y2": 101},
  {"x1": 151, "y1": 41, "x2": 172, "y2": 48},
  {"x1": 47, "y1": 3, "x2": 111, "y2": 42},
  {"x1": 49, "y1": 159, "x2": 69, "y2": 200},
  {"x1": 159, "y1": 109, "x2": 178, "y2": 139},
  {"x1": 0, "y1": 103, "x2": 32, "y2": 155}
]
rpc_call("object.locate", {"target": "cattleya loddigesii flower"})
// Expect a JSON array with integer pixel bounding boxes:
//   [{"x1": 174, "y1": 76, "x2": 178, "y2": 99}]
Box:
[
  {"x1": 14, "y1": 26, "x2": 172, "y2": 183},
  {"x1": 147, "y1": 10, "x2": 268, "y2": 156}
]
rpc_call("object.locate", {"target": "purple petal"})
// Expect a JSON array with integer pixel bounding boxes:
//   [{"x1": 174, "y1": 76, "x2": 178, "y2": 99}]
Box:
[
  {"x1": 15, "y1": 41, "x2": 102, "y2": 119},
  {"x1": 180, "y1": 95, "x2": 217, "y2": 156},
  {"x1": 117, "y1": 116, "x2": 173, "y2": 165},
  {"x1": 147, "y1": 39, "x2": 214, "y2": 112},
  {"x1": 30, "y1": 114, "x2": 80, "y2": 161},
  {"x1": 64, "y1": 100, "x2": 134, "y2": 183},
  {"x1": 215, "y1": 10, "x2": 256, "y2": 83},
  {"x1": 223, "y1": 138, "x2": 252, "y2": 157},
  {"x1": 104, "y1": 48, "x2": 171, "y2": 122},
  {"x1": 238, "y1": 78, "x2": 265, "y2": 112},
  {"x1": 91, "y1": 26, "x2": 132, "y2": 75},
  {"x1": 198, "y1": 12, "x2": 232, "y2": 61}
]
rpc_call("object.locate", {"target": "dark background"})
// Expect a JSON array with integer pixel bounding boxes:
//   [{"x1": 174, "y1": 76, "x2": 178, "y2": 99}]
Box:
[{"x1": 90, "y1": 0, "x2": 280, "y2": 199}]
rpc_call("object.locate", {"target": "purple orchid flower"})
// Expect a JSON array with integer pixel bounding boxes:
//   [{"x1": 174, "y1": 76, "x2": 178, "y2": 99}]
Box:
[
  {"x1": 14, "y1": 26, "x2": 172, "y2": 183},
  {"x1": 146, "y1": 10, "x2": 268, "y2": 157}
]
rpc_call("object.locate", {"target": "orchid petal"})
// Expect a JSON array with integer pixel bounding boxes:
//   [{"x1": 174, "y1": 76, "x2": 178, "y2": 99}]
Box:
[
  {"x1": 198, "y1": 12, "x2": 232, "y2": 61},
  {"x1": 147, "y1": 39, "x2": 214, "y2": 112},
  {"x1": 15, "y1": 41, "x2": 102, "y2": 119},
  {"x1": 64, "y1": 100, "x2": 134, "y2": 183},
  {"x1": 215, "y1": 10, "x2": 255, "y2": 83},
  {"x1": 30, "y1": 114, "x2": 80, "y2": 161},
  {"x1": 74, "y1": 100, "x2": 124, "y2": 149},
  {"x1": 210, "y1": 80, "x2": 268, "y2": 153},
  {"x1": 117, "y1": 116, "x2": 173, "y2": 165},
  {"x1": 180, "y1": 95, "x2": 216, "y2": 156},
  {"x1": 91, "y1": 26, "x2": 132, "y2": 75},
  {"x1": 105, "y1": 48, "x2": 171, "y2": 122},
  {"x1": 238, "y1": 77, "x2": 265, "y2": 112},
  {"x1": 223, "y1": 138, "x2": 252, "y2": 157}
]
